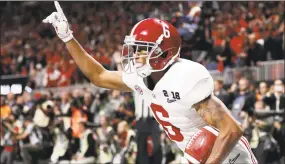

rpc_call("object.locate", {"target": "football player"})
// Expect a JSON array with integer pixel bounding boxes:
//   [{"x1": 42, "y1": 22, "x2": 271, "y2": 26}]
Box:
[{"x1": 43, "y1": 2, "x2": 257, "y2": 163}]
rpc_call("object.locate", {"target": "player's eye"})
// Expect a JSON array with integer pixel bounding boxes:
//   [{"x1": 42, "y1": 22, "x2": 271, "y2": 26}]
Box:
[{"x1": 137, "y1": 46, "x2": 148, "y2": 53}]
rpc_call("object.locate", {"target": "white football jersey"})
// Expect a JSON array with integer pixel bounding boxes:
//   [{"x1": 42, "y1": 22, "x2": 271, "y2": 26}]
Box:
[{"x1": 122, "y1": 58, "x2": 214, "y2": 151}]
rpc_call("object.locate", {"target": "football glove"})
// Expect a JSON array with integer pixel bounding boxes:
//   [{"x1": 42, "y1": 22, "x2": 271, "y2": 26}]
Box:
[{"x1": 42, "y1": 1, "x2": 73, "y2": 42}]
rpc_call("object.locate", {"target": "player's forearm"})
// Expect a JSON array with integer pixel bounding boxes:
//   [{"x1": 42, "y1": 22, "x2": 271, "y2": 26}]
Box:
[
  {"x1": 195, "y1": 96, "x2": 244, "y2": 163},
  {"x1": 206, "y1": 128, "x2": 243, "y2": 163},
  {"x1": 65, "y1": 38, "x2": 105, "y2": 84}
]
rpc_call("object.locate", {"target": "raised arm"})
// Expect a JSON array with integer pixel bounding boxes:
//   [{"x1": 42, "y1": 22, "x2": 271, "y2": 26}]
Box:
[
  {"x1": 43, "y1": 1, "x2": 131, "y2": 92},
  {"x1": 65, "y1": 39, "x2": 131, "y2": 91}
]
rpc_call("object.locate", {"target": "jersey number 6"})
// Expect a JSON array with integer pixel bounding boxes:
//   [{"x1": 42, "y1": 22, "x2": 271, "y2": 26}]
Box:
[
  {"x1": 161, "y1": 21, "x2": 170, "y2": 38},
  {"x1": 150, "y1": 103, "x2": 184, "y2": 142}
]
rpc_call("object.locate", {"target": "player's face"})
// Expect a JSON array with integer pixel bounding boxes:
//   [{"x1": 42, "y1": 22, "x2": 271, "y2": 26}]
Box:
[
  {"x1": 122, "y1": 44, "x2": 150, "y2": 71},
  {"x1": 134, "y1": 49, "x2": 147, "y2": 67}
]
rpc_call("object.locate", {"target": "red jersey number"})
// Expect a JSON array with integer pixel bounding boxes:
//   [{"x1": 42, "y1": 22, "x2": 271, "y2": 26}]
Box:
[{"x1": 150, "y1": 103, "x2": 184, "y2": 142}]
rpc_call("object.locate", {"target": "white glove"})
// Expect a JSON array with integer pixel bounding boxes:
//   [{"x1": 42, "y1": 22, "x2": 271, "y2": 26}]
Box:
[{"x1": 43, "y1": 1, "x2": 73, "y2": 42}]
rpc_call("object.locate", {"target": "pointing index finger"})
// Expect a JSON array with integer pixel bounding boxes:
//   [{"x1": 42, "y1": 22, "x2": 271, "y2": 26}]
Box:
[{"x1": 54, "y1": 1, "x2": 67, "y2": 21}]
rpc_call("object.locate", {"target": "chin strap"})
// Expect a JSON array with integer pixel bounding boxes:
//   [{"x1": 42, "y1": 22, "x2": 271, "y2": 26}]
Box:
[{"x1": 136, "y1": 64, "x2": 152, "y2": 78}]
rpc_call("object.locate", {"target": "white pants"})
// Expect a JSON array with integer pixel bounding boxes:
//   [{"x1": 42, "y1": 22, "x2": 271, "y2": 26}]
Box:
[{"x1": 184, "y1": 126, "x2": 258, "y2": 164}]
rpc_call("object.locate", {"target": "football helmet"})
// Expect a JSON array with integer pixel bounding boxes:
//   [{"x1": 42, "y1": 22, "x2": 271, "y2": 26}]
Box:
[{"x1": 121, "y1": 18, "x2": 181, "y2": 77}]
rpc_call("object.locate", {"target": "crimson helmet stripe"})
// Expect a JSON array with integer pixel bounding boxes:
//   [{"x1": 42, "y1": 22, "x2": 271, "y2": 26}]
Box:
[{"x1": 130, "y1": 19, "x2": 146, "y2": 36}]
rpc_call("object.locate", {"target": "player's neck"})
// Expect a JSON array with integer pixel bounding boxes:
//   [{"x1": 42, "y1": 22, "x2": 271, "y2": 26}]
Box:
[
  {"x1": 143, "y1": 72, "x2": 165, "y2": 91},
  {"x1": 146, "y1": 66, "x2": 171, "y2": 91},
  {"x1": 150, "y1": 71, "x2": 165, "y2": 84}
]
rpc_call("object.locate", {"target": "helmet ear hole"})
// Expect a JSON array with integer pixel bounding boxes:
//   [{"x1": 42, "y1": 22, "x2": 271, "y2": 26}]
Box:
[{"x1": 161, "y1": 51, "x2": 168, "y2": 59}]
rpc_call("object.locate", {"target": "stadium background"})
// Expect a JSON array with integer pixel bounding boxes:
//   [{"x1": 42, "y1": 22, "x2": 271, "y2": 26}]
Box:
[{"x1": 0, "y1": 1, "x2": 284, "y2": 164}]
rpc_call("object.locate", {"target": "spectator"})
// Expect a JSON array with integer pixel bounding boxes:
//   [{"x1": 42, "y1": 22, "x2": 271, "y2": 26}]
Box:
[
  {"x1": 256, "y1": 82, "x2": 269, "y2": 101},
  {"x1": 232, "y1": 77, "x2": 256, "y2": 123},
  {"x1": 57, "y1": 91, "x2": 73, "y2": 131},
  {"x1": 98, "y1": 90, "x2": 123, "y2": 122},
  {"x1": 43, "y1": 62, "x2": 61, "y2": 88},
  {"x1": 212, "y1": 30, "x2": 234, "y2": 70},
  {"x1": 114, "y1": 93, "x2": 135, "y2": 125},
  {"x1": 214, "y1": 79, "x2": 231, "y2": 108},
  {"x1": 6, "y1": 93, "x2": 15, "y2": 107},
  {"x1": 176, "y1": 2, "x2": 201, "y2": 41},
  {"x1": 160, "y1": 131, "x2": 182, "y2": 164},
  {"x1": 273, "y1": 113, "x2": 285, "y2": 163},
  {"x1": 90, "y1": 93, "x2": 103, "y2": 124},
  {"x1": 50, "y1": 94, "x2": 73, "y2": 164},
  {"x1": 58, "y1": 61, "x2": 74, "y2": 87},
  {"x1": 113, "y1": 121, "x2": 137, "y2": 164},
  {"x1": 13, "y1": 117, "x2": 52, "y2": 164},
  {"x1": 242, "y1": 101, "x2": 281, "y2": 164},
  {"x1": 263, "y1": 80, "x2": 285, "y2": 113},
  {"x1": 10, "y1": 96, "x2": 26, "y2": 122},
  {"x1": 33, "y1": 63, "x2": 46, "y2": 88},
  {"x1": 262, "y1": 29, "x2": 284, "y2": 60},
  {"x1": 0, "y1": 96, "x2": 11, "y2": 120},
  {"x1": 245, "y1": 33, "x2": 266, "y2": 66},
  {"x1": 0, "y1": 115, "x2": 17, "y2": 164},
  {"x1": 71, "y1": 120, "x2": 96, "y2": 164},
  {"x1": 111, "y1": 45, "x2": 123, "y2": 71},
  {"x1": 96, "y1": 113, "x2": 114, "y2": 164},
  {"x1": 33, "y1": 100, "x2": 54, "y2": 128},
  {"x1": 263, "y1": 80, "x2": 285, "y2": 162},
  {"x1": 82, "y1": 92, "x2": 95, "y2": 122},
  {"x1": 96, "y1": 114, "x2": 114, "y2": 144},
  {"x1": 50, "y1": 120, "x2": 73, "y2": 164}
]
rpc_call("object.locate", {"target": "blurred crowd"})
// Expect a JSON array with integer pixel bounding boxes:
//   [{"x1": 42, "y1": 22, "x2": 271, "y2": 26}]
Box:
[
  {"x1": 0, "y1": 87, "x2": 185, "y2": 164},
  {"x1": 174, "y1": 1, "x2": 284, "y2": 71},
  {"x1": 214, "y1": 78, "x2": 285, "y2": 164},
  {"x1": 1, "y1": 1, "x2": 284, "y2": 88},
  {"x1": 0, "y1": 88, "x2": 139, "y2": 164},
  {"x1": 0, "y1": 1, "x2": 285, "y2": 164}
]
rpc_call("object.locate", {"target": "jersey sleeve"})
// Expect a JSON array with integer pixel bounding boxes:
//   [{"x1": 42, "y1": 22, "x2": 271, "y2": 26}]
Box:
[
  {"x1": 180, "y1": 75, "x2": 214, "y2": 108},
  {"x1": 122, "y1": 71, "x2": 136, "y2": 91},
  {"x1": 122, "y1": 71, "x2": 131, "y2": 89}
]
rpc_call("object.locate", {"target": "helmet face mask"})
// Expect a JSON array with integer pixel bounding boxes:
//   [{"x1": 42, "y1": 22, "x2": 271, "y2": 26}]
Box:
[
  {"x1": 121, "y1": 37, "x2": 161, "y2": 77},
  {"x1": 121, "y1": 18, "x2": 181, "y2": 78}
]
